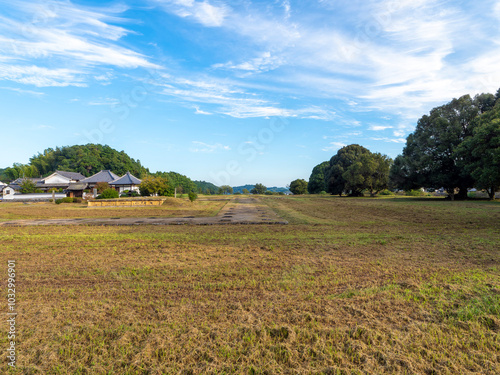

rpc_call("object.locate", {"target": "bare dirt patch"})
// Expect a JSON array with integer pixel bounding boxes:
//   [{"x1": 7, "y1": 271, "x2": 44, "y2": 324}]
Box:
[{"x1": 0, "y1": 197, "x2": 287, "y2": 226}]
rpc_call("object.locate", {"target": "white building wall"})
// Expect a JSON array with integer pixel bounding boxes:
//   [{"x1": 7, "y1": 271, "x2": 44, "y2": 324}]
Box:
[
  {"x1": 2, "y1": 192, "x2": 67, "y2": 201},
  {"x1": 43, "y1": 174, "x2": 71, "y2": 184}
]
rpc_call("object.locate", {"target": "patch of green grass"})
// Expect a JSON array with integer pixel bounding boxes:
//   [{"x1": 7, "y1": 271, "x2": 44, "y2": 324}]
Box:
[{"x1": 1, "y1": 196, "x2": 499, "y2": 374}]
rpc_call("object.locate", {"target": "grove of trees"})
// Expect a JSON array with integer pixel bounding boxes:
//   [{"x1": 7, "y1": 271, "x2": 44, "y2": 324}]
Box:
[
  {"x1": 390, "y1": 90, "x2": 500, "y2": 200},
  {"x1": 313, "y1": 144, "x2": 392, "y2": 197},
  {"x1": 306, "y1": 89, "x2": 500, "y2": 199},
  {"x1": 25, "y1": 144, "x2": 148, "y2": 178}
]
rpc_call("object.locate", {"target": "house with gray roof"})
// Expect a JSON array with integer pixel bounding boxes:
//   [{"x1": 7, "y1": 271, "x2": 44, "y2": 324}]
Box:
[
  {"x1": 110, "y1": 172, "x2": 142, "y2": 194},
  {"x1": 80, "y1": 170, "x2": 120, "y2": 187},
  {"x1": 47, "y1": 171, "x2": 85, "y2": 182}
]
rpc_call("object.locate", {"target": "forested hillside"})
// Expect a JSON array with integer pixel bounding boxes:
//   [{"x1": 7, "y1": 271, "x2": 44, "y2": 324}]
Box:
[
  {"x1": 194, "y1": 180, "x2": 219, "y2": 194},
  {"x1": 2, "y1": 144, "x2": 223, "y2": 194},
  {"x1": 4, "y1": 144, "x2": 148, "y2": 180}
]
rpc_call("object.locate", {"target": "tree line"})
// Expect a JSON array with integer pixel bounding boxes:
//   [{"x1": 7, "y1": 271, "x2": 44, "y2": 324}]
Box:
[
  {"x1": 1, "y1": 144, "x2": 222, "y2": 195},
  {"x1": 302, "y1": 88, "x2": 500, "y2": 199}
]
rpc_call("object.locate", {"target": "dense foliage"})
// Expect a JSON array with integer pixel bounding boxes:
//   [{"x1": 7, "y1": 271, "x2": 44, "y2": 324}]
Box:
[
  {"x1": 323, "y1": 145, "x2": 391, "y2": 196},
  {"x1": 139, "y1": 176, "x2": 172, "y2": 197},
  {"x1": 19, "y1": 179, "x2": 39, "y2": 194},
  {"x1": 391, "y1": 90, "x2": 500, "y2": 199},
  {"x1": 24, "y1": 144, "x2": 148, "y2": 178},
  {"x1": 153, "y1": 171, "x2": 196, "y2": 194},
  {"x1": 289, "y1": 179, "x2": 308, "y2": 195},
  {"x1": 97, "y1": 188, "x2": 120, "y2": 199},
  {"x1": 251, "y1": 183, "x2": 267, "y2": 195},
  {"x1": 219, "y1": 185, "x2": 233, "y2": 195},
  {"x1": 307, "y1": 161, "x2": 329, "y2": 194},
  {"x1": 95, "y1": 182, "x2": 110, "y2": 194},
  {"x1": 4, "y1": 164, "x2": 41, "y2": 180},
  {"x1": 193, "y1": 180, "x2": 219, "y2": 195}
]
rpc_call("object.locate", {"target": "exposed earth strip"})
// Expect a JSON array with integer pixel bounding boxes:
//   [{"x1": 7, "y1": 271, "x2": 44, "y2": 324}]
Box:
[{"x1": 0, "y1": 197, "x2": 288, "y2": 226}]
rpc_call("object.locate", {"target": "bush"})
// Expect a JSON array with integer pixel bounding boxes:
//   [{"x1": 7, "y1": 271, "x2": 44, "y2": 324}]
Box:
[
  {"x1": 319, "y1": 191, "x2": 327, "y2": 195},
  {"x1": 95, "y1": 182, "x2": 110, "y2": 194},
  {"x1": 188, "y1": 191, "x2": 198, "y2": 202},
  {"x1": 120, "y1": 190, "x2": 140, "y2": 198},
  {"x1": 55, "y1": 197, "x2": 75, "y2": 204},
  {"x1": 405, "y1": 189, "x2": 425, "y2": 197},
  {"x1": 379, "y1": 189, "x2": 395, "y2": 195},
  {"x1": 97, "y1": 188, "x2": 119, "y2": 199}
]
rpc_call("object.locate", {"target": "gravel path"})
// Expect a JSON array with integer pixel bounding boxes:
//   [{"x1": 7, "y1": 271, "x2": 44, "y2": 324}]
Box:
[{"x1": 0, "y1": 197, "x2": 288, "y2": 226}]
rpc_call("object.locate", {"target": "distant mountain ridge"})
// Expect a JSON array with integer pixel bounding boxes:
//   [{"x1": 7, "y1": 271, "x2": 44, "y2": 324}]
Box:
[{"x1": 232, "y1": 185, "x2": 290, "y2": 194}]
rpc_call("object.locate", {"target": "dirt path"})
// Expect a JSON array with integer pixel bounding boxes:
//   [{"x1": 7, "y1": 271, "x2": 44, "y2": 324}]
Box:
[{"x1": 0, "y1": 197, "x2": 287, "y2": 226}]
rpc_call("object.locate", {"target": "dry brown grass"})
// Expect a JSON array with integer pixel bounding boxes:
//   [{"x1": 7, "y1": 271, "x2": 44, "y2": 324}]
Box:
[
  {"x1": 0, "y1": 196, "x2": 499, "y2": 374},
  {"x1": 0, "y1": 197, "x2": 228, "y2": 221}
]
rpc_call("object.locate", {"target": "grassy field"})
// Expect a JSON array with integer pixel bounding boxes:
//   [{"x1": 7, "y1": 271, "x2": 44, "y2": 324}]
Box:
[
  {"x1": 1, "y1": 196, "x2": 499, "y2": 374},
  {"x1": 0, "y1": 197, "x2": 228, "y2": 221}
]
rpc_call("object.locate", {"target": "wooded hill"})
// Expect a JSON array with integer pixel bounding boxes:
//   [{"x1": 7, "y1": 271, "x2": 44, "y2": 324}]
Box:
[{"x1": 2, "y1": 144, "x2": 219, "y2": 194}]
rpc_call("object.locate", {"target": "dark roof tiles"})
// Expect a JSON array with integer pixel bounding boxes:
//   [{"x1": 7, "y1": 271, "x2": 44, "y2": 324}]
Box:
[
  {"x1": 111, "y1": 172, "x2": 142, "y2": 185},
  {"x1": 81, "y1": 170, "x2": 120, "y2": 184}
]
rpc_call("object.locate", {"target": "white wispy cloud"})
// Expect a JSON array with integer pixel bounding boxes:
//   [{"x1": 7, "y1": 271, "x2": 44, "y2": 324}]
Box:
[
  {"x1": 369, "y1": 125, "x2": 393, "y2": 131},
  {"x1": 0, "y1": 0, "x2": 159, "y2": 87},
  {"x1": 88, "y1": 97, "x2": 120, "y2": 106},
  {"x1": 0, "y1": 86, "x2": 44, "y2": 96},
  {"x1": 152, "y1": 72, "x2": 340, "y2": 119},
  {"x1": 370, "y1": 137, "x2": 406, "y2": 143},
  {"x1": 194, "y1": 106, "x2": 212, "y2": 115},
  {"x1": 155, "y1": 0, "x2": 500, "y2": 125},
  {"x1": 0, "y1": 64, "x2": 86, "y2": 87},
  {"x1": 322, "y1": 142, "x2": 347, "y2": 152},
  {"x1": 212, "y1": 52, "x2": 284, "y2": 73},
  {"x1": 189, "y1": 141, "x2": 231, "y2": 153},
  {"x1": 154, "y1": 0, "x2": 228, "y2": 27}
]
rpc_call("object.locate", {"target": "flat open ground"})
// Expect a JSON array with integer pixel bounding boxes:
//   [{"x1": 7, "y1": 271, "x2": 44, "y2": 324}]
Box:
[
  {"x1": 1, "y1": 196, "x2": 499, "y2": 374},
  {"x1": 0, "y1": 197, "x2": 286, "y2": 226},
  {"x1": 0, "y1": 197, "x2": 228, "y2": 222}
]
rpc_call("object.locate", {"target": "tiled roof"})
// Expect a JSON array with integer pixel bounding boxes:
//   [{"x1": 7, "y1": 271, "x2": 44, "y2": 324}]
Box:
[
  {"x1": 111, "y1": 172, "x2": 142, "y2": 185},
  {"x1": 66, "y1": 183, "x2": 88, "y2": 191},
  {"x1": 81, "y1": 170, "x2": 120, "y2": 184},
  {"x1": 54, "y1": 171, "x2": 85, "y2": 180}
]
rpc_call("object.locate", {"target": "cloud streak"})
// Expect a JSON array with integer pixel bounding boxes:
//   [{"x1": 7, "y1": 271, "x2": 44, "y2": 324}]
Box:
[{"x1": 0, "y1": 0, "x2": 159, "y2": 87}]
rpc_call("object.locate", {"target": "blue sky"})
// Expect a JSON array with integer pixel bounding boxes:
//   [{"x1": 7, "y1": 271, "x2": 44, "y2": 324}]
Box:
[{"x1": 1, "y1": 0, "x2": 499, "y2": 186}]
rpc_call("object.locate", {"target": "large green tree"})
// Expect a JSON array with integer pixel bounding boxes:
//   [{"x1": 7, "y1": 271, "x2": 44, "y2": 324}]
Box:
[
  {"x1": 325, "y1": 144, "x2": 371, "y2": 196},
  {"x1": 307, "y1": 161, "x2": 329, "y2": 194},
  {"x1": 289, "y1": 179, "x2": 308, "y2": 195},
  {"x1": 19, "y1": 179, "x2": 38, "y2": 194},
  {"x1": 343, "y1": 153, "x2": 392, "y2": 197},
  {"x1": 392, "y1": 93, "x2": 495, "y2": 199},
  {"x1": 139, "y1": 176, "x2": 171, "y2": 196},
  {"x1": 324, "y1": 145, "x2": 391, "y2": 196},
  {"x1": 456, "y1": 101, "x2": 500, "y2": 199},
  {"x1": 251, "y1": 183, "x2": 267, "y2": 195}
]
